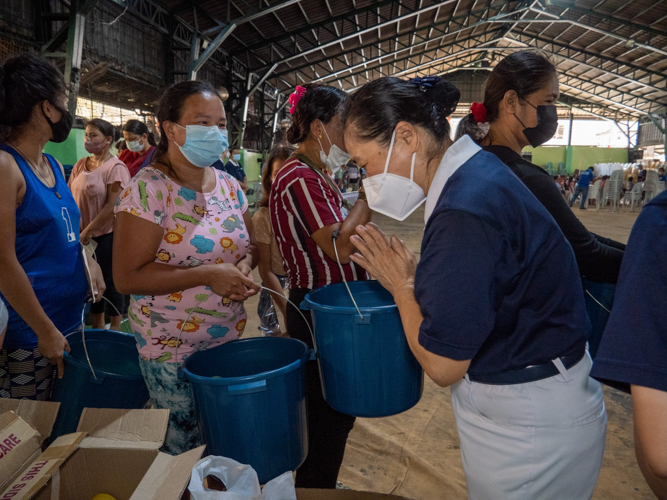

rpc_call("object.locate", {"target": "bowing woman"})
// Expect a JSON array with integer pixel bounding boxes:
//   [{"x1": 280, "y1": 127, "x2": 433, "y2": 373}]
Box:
[
  {"x1": 342, "y1": 75, "x2": 606, "y2": 500},
  {"x1": 269, "y1": 84, "x2": 372, "y2": 488}
]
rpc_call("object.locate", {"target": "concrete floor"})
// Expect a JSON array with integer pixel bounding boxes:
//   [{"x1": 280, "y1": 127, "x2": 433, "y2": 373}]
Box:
[{"x1": 242, "y1": 202, "x2": 649, "y2": 499}]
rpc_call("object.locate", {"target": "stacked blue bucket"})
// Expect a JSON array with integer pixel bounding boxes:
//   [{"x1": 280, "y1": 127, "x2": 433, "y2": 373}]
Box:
[
  {"x1": 49, "y1": 329, "x2": 150, "y2": 442},
  {"x1": 183, "y1": 337, "x2": 310, "y2": 484}
]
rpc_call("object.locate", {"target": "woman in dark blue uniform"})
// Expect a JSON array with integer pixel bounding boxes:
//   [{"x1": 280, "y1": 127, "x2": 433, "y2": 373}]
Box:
[{"x1": 341, "y1": 75, "x2": 606, "y2": 499}]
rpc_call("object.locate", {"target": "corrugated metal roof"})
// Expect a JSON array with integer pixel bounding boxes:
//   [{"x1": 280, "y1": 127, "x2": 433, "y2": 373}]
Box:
[{"x1": 157, "y1": 0, "x2": 666, "y2": 118}]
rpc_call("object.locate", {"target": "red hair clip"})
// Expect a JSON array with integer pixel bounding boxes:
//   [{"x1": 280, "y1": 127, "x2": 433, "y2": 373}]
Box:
[
  {"x1": 470, "y1": 102, "x2": 487, "y2": 123},
  {"x1": 288, "y1": 86, "x2": 307, "y2": 115}
]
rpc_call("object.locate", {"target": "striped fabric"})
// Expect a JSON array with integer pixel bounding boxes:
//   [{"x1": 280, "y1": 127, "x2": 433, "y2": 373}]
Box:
[{"x1": 269, "y1": 156, "x2": 367, "y2": 290}]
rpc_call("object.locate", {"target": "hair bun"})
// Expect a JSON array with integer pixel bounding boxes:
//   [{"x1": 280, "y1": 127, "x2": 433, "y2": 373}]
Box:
[{"x1": 408, "y1": 75, "x2": 460, "y2": 117}]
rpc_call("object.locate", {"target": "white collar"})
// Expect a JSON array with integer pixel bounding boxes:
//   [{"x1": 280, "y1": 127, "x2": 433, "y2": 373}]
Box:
[{"x1": 424, "y1": 135, "x2": 481, "y2": 224}]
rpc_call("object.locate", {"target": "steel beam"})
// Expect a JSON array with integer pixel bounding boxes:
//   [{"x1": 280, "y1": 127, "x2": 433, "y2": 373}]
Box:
[
  {"x1": 191, "y1": 24, "x2": 237, "y2": 76},
  {"x1": 272, "y1": 2, "x2": 510, "y2": 89},
  {"x1": 261, "y1": 0, "x2": 460, "y2": 69},
  {"x1": 64, "y1": 0, "x2": 96, "y2": 113},
  {"x1": 248, "y1": 64, "x2": 279, "y2": 97},
  {"x1": 490, "y1": 7, "x2": 667, "y2": 57},
  {"x1": 189, "y1": 0, "x2": 299, "y2": 79}
]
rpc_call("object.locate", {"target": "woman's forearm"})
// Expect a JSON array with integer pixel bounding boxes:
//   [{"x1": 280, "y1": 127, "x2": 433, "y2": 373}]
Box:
[
  {"x1": 115, "y1": 261, "x2": 212, "y2": 296},
  {"x1": 83, "y1": 200, "x2": 116, "y2": 235},
  {"x1": 0, "y1": 256, "x2": 57, "y2": 336},
  {"x1": 394, "y1": 286, "x2": 427, "y2": 361},
  {"x1": 242, "y1": 243, "x2": 259, "y2": 269},
  {"x1": 259, "y1": 268, "x2": 288, "y2": 315},
  {"x1": 339, "y1": 200, "x2": 371, "y2": 247},
  {"x1": 394, "y1": 286, "x2": 470, "y2": 387}
]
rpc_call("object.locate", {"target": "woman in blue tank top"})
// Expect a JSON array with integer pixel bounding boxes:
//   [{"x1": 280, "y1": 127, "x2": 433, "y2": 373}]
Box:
[{"x1": 0, "y1": 54, "x2": 105, "y2": 400}]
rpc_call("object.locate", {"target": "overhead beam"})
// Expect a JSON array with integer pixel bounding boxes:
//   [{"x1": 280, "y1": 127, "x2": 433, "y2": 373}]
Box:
[
  {"x1": 189, "y1": 0, "x2": 300, "y2": 78},
  {"x1": 191, "y1": 23, "x2": 237, "y2": 75},
  {"x1": 263, "y1": 0, "x2": 460, "y2": 68},
  {"x1": 490, "y1": 7, "x2": 667, "y2": 57},
  {"x1": 248, "y1": 64, "x2": 279, "y2": 97}
]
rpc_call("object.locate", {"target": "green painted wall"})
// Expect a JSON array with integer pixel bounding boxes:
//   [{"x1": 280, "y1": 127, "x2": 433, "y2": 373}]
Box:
[
  {"x1": 524, "y1": 146, "x2": 567, "y2": 168},
  {"x1": 523, "y1": 145, "x2": 628, "y2": 174},
  {"x1": 43, "y1": 128, "x2": 86, "y2": 166},
  {"x1": 240, "y1": 150, "x2": 264, "y2": 182}
]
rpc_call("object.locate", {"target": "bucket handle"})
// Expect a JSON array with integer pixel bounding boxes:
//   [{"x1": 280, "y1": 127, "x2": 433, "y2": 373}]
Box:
[
  {"x1": 89, "y1": 373, "x2": 106, "y2": 384},
  {"x1": 227, "y1": 380, "x2": 267, "y2": 395},
  {"x1": 355, "y1": 314, "x2": 372, "y2": 325}
]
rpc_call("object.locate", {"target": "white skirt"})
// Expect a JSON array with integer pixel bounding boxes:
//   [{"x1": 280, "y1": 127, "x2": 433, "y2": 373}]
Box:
[{"x1": 451, "y1": 353, "x2": 607, "y2": 500}]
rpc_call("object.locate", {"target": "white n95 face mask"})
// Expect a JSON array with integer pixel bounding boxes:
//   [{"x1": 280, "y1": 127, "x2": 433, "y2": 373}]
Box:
[
  {"x1": 318, "y1": 126, "x2": 350, "y2": 175},
  {"x1": 363, "y1": 130, "x2": 426, "y2": 221}
]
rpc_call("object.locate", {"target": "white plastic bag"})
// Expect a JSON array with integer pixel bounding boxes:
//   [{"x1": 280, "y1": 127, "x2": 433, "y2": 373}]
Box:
[{"x1": 188, "y1": 456, "x2": 297, "y2": 500}]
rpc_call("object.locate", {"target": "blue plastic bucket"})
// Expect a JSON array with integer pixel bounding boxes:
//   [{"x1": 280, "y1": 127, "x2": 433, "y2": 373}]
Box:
[
  {"x1": 49, "y1": 329, "x2": 149, "y2": 441},
  {"x1": 302, "y1": 281, "x2": 424, "y2": 417},
  {"x1": 182, "y1": 337, "x2": 309, "y2": 484}
]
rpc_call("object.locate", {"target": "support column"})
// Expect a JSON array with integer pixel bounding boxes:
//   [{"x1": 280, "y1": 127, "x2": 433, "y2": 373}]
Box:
[
  {"x1": 567, "y1": 110, "x2": 574, "y2": 146},
  {"x1": 238, "y1": 75, "x2": 252, "y2": 149},
  {"x1": 270, "y1": 94, "x2": 282, "y2": 149},
  {"x1": 64, "y1": 4, "x2": 86, "y2": 114}
]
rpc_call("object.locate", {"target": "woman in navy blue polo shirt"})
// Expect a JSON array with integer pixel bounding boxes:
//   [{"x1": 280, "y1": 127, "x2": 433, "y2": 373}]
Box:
[
  {"x1": 591, "y1": 188, "x2": 667, "y2": 498},
  {"x1": 341, "y1": 76, "x2": 606, "y2": 499}
]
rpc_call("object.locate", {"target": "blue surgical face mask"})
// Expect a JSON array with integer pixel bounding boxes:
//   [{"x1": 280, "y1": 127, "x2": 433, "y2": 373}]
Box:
[
  {"x1": 233, "y1": 153, "x2": 241, "y2": 162},
  {"x1": 174, "y1": 124, "x2": 227, "y2": 168}
]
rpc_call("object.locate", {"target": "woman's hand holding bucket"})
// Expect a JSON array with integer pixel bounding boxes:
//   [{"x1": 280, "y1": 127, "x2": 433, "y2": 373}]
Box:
[
  {"x1": 37, "y1": 325, "x2": 71, "y2": 379},
  {"x1": 208, "y1": 263, "x2": 260, "y2": 302},
  {"x1": 350, "y1": 223, "x2": 417, "y2": 298}
]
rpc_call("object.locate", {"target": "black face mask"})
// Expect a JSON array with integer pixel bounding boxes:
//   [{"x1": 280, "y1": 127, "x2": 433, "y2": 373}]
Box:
[
  {"x1": 42, "y1": 102, "x2": 74, "y2": 143},
  {"x1": 515, "y1": 100, "x2": 559, "y2": 148}
]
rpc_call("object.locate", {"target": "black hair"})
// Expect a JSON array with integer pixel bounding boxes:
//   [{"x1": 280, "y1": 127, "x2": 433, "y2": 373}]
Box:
[
  {"x1": 259, "y1": 145, "x2": 294, "y2": 208},
  {"x1": 123, "y1": 119, "x2": 157, "y2": 146},
  {"x1": 286, "y1": 84, "x2": 346, "y2": 144},
  {"x1": 154, "y1": 80, "x2": 222, "y2": 177},
  {"x1": 456, "y1": 50, "x2": 556, "y2": 142},
  {"x1": 86, "y1": 118, "x2": 120, "y2": 142},
  {"x1": 0, "y1": 53, "x2": 68, "y2": 141},
  {"x1": 341, "y1": 76, "x2": 460, "y2": 148}
]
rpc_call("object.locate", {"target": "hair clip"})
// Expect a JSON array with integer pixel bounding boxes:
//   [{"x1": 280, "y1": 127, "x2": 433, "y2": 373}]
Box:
[
  {"x1": 470, "y1": 102, "x2": 487, "y2": 124},
  {"x1": 288, "y1": 86, "x2": 307, "y2": 115},
  {"x1": 408, "y1": 75, "x2": 442, "y2": 92}
]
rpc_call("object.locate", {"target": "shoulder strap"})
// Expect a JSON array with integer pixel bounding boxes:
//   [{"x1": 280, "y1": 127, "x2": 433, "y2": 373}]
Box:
[{"x1": 43, "y1": 153, "x2": 66, "y2": 184}]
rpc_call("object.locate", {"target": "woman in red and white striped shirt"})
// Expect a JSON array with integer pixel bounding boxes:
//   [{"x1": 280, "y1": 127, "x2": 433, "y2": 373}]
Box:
[{"x1": 269, "y1": 84, "x2": 372, "y2": 489}]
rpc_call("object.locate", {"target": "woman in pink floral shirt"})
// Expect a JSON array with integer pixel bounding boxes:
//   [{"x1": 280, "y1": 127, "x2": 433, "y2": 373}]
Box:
[{"x1": 113, "y1": 81, "x2": 259, "y2": 454}]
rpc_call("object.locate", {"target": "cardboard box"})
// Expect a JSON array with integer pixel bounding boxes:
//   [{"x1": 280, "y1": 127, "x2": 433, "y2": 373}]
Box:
[
  {"x1": 295, "y1": 490, "x2": 410, "y2": 499},
  {"x1": 0, "y1": 400, "x2": 61, "y2": 494},
  {"x1": 0, "y1": 407, "x2": 205, "y2": 500}
]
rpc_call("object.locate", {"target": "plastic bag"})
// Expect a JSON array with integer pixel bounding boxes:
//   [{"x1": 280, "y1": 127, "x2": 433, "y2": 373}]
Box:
[{"x1": 188, "y1": 456, "x2": 297, "y2": 500}]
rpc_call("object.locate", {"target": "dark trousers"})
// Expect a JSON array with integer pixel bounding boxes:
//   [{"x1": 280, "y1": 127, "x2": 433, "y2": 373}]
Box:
[
  {"x1": 90, "y1": 232, "x2": 124, "y2": 317},
  {"x1": 569, "y1": 185, "x2": 589, "y2": 209},
  {"x1": 287, "y1": 288, "x2": 356, "y2": 489}
]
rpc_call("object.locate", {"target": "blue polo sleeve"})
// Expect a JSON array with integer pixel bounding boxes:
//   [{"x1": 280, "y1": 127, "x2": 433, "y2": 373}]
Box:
[
  {"x1": 591, "y1": 197, "x2": 667, "y2": 392},
  {"x1": 414, "y1": 209, "x2": 508, "y2": 360}
]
